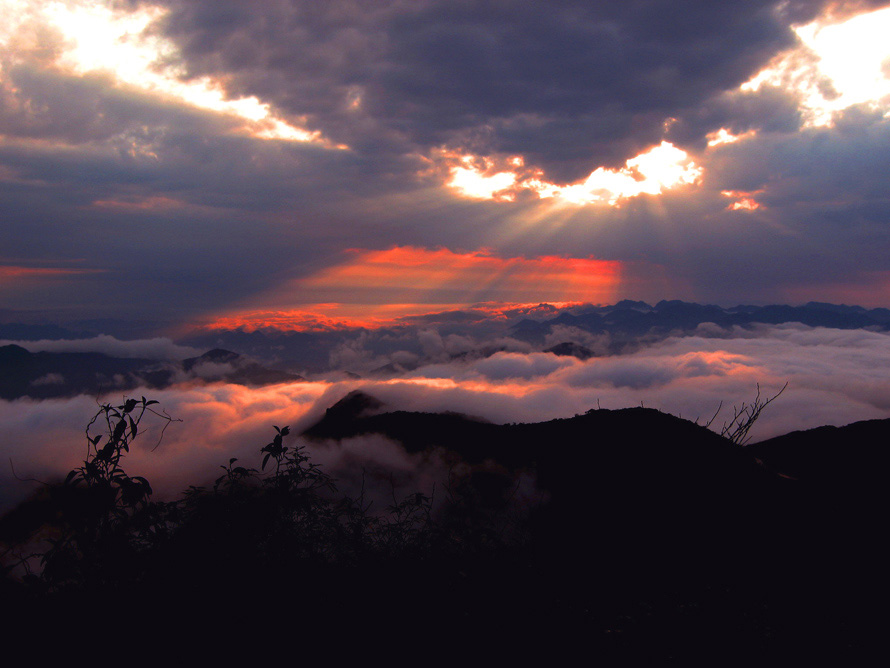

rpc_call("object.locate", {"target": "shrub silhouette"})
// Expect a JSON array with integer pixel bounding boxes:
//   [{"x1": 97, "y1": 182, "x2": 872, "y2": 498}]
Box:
[
  {"x1": 4, "y1": 397, "x2": 180, "y2": 593},
  {"x1": 1, "y1": 397, "x2": 522, "y2": 601},
  {"x1": 3, "y1": 387, "x2": 887, "y2": 658}
]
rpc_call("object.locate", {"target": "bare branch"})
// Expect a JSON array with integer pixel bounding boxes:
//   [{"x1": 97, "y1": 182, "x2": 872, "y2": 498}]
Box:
[{"x1": 720, "y1": 382, "x2": 788, "y2": 445}]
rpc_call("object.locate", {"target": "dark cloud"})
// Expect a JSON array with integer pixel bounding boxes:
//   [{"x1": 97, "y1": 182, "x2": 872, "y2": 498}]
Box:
[{"x1": 140, "y1": 0, "x2": 813, "y2": 181}]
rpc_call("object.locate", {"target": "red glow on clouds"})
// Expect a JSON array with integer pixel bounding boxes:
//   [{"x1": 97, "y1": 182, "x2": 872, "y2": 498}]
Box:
[
  {"x1": 200, "y1": 301, "x2": 589, "y2": 333},
  {"x1": 200, "y1": 303, "x2": 460, "y2": 332},
  {"x1": 0, "y1": 265, "x2": 101, "y2": 280},
  {"x1": 303, "y1": 246, "x2": 621, "y2": 294},
  {"x1": 199, "y1": 247, "x2": 622, "y2": 331}
]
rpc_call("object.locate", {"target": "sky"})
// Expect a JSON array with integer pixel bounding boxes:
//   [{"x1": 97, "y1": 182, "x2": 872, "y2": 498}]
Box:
[{"x1": 2, "y1": 0, "x2": 890, "y2": 331}]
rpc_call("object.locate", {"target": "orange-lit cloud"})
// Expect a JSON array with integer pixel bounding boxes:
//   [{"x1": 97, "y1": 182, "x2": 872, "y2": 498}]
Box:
[
  {"x1": 706, "y1": 128, "x2": 757, "y2": 147},
  {"x1": 721, "y1": 190, "x2": 764, "y2": 211},
  {"x1": 198, "y1": 304, "x2": 453, "y2": 332},
  {"x1": 199, "y1": 301, "x2": 590, "y2": 333},
  {"x1": 302, "y1": 247, "x2": 621, "y2": 295},
  {"x1": 438, "y1": 141, "x2": 702, "y2": 205},
  {"x1": 0, "y1": 265, "x2": 101, "y2": 280},
  {"x1": 200, "y1": 247, "x2": 623, "y2": 331}
]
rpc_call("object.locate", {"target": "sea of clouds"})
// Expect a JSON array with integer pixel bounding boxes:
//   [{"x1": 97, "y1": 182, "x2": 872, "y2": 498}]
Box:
[{"x1": 3, "y1": 322, "x2": 890, "y2": 512}]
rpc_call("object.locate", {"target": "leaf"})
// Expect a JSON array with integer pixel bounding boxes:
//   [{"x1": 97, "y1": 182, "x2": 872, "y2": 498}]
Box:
[
  {"x1": 262, "y1": 453, "x2": 271, "y2": 470},
  {"x1": 133, "y1": 476, "x2": 153, "y2": 495},
  {"x1": 128, "y1": 416, "x2": 137, "y2": 437}
]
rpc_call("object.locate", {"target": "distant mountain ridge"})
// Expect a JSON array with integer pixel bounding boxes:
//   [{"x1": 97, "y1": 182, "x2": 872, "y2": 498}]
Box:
[
  {"x1": 0, "y1": 345, "x2": 301, "y2": 399},
  {"x1": 511, "y1": 299, "x2": 890, "y2": 345},
  {"x1": 4, "y1": 299, "x2": 890, "y2": 373}
]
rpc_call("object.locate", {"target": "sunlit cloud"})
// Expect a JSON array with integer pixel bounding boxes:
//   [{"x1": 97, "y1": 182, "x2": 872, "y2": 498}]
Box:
[
  {"x1": 442, "y1": 142, "x2": 702, "y2": 206},
  {"x1": 721, "y1": 189, "x2": 764, "y2": 211},
  {"x1": 194, "y1": 302, "x2": 588, "y2": 334},
  {"x1": 706, "y1": 127, "x2": 757, "y2": 147},
  {"x1": 196, "y1": 304, "x2": 457, "y2": 333},
  {"x1": 741, "y1": 5, "x2": 890, "y2": 128},
  {"x1": 448, "y1": 155, "x2": 519, "y2": 201},
  {"x1": 0, "y1": 0, "x2": 343, "y2": 147}
]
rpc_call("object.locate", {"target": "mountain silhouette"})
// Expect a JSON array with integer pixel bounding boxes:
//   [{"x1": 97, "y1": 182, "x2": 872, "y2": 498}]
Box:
[
  {"x1": 297, "y1": 392, "x2": 890, "y2": 655},
  {"x1": 0, "y1": 344, "x2": 301, "y2": 399},
  {"x1": 509, "y1": 299, "x2": 890, "y2": 346},
  {"x1": 3, "y1": 389, "x2": 889, "y2": 658}
]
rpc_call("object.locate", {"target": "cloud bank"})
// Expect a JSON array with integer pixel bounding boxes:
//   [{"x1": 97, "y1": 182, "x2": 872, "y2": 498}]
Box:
[{"x1": 3, "y1": 322, "x2": 889, "y2": 512}]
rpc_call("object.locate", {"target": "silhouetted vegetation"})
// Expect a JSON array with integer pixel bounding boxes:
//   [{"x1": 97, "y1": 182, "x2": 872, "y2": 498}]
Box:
[{"x1": 2, "y1": 390, "x2": 888, "y2": 659}]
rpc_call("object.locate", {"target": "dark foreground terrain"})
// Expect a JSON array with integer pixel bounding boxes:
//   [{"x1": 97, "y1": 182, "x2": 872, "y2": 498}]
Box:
[{"x1": 2, "y1": 391, "x2": 888, "y2": 659}]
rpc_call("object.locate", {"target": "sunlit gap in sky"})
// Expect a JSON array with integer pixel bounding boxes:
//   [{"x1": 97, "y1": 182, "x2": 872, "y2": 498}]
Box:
[
  {"x1": 443, "y1": 141, "x2": 702, "y2": 206},
  {"x1": 0, "y1": 0, "x2": 344, "y2": 147},
  {"x1": 741, "y1": 5, "x2": 890, "y2": 128}
]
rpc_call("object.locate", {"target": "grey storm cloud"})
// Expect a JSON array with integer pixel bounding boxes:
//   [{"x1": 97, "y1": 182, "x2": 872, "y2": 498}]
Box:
[{"x1": 137, "y1": 0, "x2": 815, "y2": 178}]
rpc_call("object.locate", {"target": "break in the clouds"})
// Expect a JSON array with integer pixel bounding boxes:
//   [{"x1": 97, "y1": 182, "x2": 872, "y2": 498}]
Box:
[{"x1": 2, "y1": 0, "x2": 890, "y2": 326}]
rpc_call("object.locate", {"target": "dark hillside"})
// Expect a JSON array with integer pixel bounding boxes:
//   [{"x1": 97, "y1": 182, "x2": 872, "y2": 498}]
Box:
[
  {"x1": 2, "y1": 392, "x2": 888, "y2": 658},
  {"x1": 300, "y1": 392, "x2": 890, "y2": 656}
]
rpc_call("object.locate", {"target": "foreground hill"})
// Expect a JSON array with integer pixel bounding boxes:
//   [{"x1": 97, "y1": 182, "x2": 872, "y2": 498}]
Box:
[
  {"x1": 748, "y1": 417, "x2": 890, "y2": 490},
  {"x1": 2, "y1": 392, "x2": 888, "y2": 658},
  {"x1": 300, "y1": 392, "x2": 890, "y2": 654}
]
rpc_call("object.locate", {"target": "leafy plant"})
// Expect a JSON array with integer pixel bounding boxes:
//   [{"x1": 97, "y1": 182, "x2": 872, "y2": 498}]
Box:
[{"x1": 34, "y1": 397, "x2": 177, "y2": 591}]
